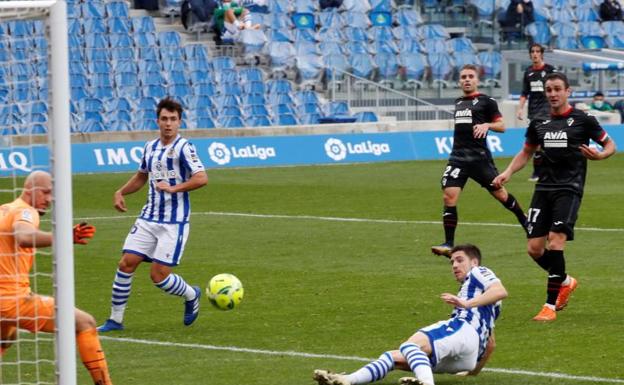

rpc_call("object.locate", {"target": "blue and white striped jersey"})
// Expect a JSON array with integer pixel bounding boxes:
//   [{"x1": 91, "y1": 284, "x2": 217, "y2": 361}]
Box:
[
  {"x1": 451, "y1": 266, "x2": 502, "y2": 358},
  {"x1": 137, "y1": 135, "x2": 205, "y2": 224}
]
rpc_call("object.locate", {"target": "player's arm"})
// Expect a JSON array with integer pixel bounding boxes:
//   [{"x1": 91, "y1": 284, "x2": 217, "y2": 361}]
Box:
[
  {"x1": 492, "y1": 143, "x2": 537, "y2": 188},
  {"x1": 467, "y1": 332, "x2": 496, "y2": 376},
  {"x1": 517, "y1": 95, "x2": 527, "y2": 120},
  {"x1": 114, "y1": 171, "x2": 148, "y2": 212},
  {"x1": 580, "y1": 137, "x2": 616, "y2": 160},
  {"x1": 441, "y1": 281, "x2": 508, "y2": 309},
  {"x1": 155, "y1": 170, "x2": 208, "y2": 194},
  {"x1": 13, "y1": 221, "x2": 52, "y2": 248}
]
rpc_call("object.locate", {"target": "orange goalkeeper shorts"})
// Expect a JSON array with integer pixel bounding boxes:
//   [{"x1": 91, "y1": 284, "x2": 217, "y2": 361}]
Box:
[{"x1": 0, "y1": 293, "x2": 55, "y2": 333}]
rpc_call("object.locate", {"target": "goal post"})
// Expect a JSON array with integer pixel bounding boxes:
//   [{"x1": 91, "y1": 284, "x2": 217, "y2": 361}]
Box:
[{"x1": 0, "y1": 1, "x2": 74, "y2": 384}]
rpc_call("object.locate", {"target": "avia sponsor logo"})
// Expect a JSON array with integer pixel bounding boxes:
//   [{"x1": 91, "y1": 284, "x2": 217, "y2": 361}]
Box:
[
  {"x1": 207, "y1": 141, "x2": 276, "y2": 165},
  {"x1": 530, "y1": 80, "x2": 544, "y2": 92},
  {"x1": 434, "y1": 136, "x2": 503, "y2": 154},
  {"x1": 543, "y1": 131, "x2": 568, "y2": 148},
  {"x1": 324, "y1": 138, "x2": 391, "y2": 161},
  {"x1": 454, "y1": 108, "x2": 473, "y2": 124}
]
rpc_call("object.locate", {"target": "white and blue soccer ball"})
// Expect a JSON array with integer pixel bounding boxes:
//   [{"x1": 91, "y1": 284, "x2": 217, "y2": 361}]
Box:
[{"x1": 206, "y1": 273, "x2": 244, "y2": 310}]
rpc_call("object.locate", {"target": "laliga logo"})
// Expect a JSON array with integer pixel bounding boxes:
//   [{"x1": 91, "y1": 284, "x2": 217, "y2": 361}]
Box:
[
  {"x1": 208, "y1": 141, "x2": 277, "y2": 165},
  {"x1": 208, "y1": 142, "x2": 231, "y2": 165},
  {"x1": 325, "y1": 138, "x2": 347, "y2": 161},
  {"x1": 324, "y1": 138, "x2": 391, "y2": 161}
]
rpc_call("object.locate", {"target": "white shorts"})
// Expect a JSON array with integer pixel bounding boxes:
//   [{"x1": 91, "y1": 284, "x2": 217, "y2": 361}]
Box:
[
  {"x1": 419, "y1": 318, "x2": 479, "y2": 374},
  {"x1": 122, "y1": 219, "x2": 190, "y2": 266}
]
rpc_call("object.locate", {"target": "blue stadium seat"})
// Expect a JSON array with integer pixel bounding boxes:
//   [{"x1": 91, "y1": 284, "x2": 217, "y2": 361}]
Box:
[
  {"x1": 105, "y1": 97, "x2": 132, "y2": 112},
  {"x1": 212, "y1": 56, "x2": 236, "y2": 72},
  {"x1": 354, "y1": 111, "x2": 378, "y2": 122},
  {"x1": 194, "y1": 83, "x2": 217, "y2": 97},
  {"x1": 242, "y1": 92, "x2": 266, "y2": 106},
  {"x1": 318, "y1": 27, "x2": 345, "y2": 43},
  {"x1": 271, "y1": 103, "x2": 296, "y2": 115},
  {"x1": 196, "y1": 117, "x2": 216, "y2": 129},
  {"x1": 394, "y1": 8, "x2": 423, "y2": 26},
  {"x1": 135, "y1": 119, "x2": 159, "y2": 130},
  {"x1": 246, "y1": 115, "x2": 272, "y2": 127},
  {"x1": 300, "y1": 113, "x2": 321, "y2": 124},
  {"x1": 345, "y1": 11, "x2": 371, "y2": 29},
  {"x1": 109, "y1": 120, "x2": 133, "y2": 131},
  {"x1": 369, "y1": 11, "x2": 392, "y2": 27},
  {"x1": 158, "y1": 31, "x2": 182, "y2": 47},
  {"x1": 106, "y1": 1, "x2": 130, "y2": 18},
  {"x1": 349, "y1": 53, "x2": 375, "y2": 80},
  {"x1": 218, "y1": 115, "x2": 245, "y2": 128},
  {"x1": 578, "y1": 21, "x2": 605, "y2": 49},
  {"x1": 244, "y1": 104, "x2": 270, "y2": 116},
  {"x1": 342, "y1": 0, "x2": 372, "y2": 12},
  {"x1": 370, "y1": 0, "x2": 392, "y2": 12},
  {"x1": 296, "y1": 54, "x2": 324, "y2": 85},
  {"x1": 77, "y1": 120, "x2": 106, "y2": 133},
  {"x1": 267, "y1": 41, "x2": 296, "y2": 70},
  {"x1": 110, "y1": 33, "x2": 134, "y2": 48},
  {"x1": 375, "y1": 52, "x2": 399, "y2": 84},
  {"x1": 576, "y1": 6, "x2": 600, "y2": 22},
  {"x1": 85, "y1": 33, "x2": 109, "y2": 49},
  {"x1": 603, "y1": 21, "x2": 624, "y2": 48},
  {"x1": 477, "y1": 51, "x2": 502, "y2": 86},
  {"x1": 552, "y1": 22, "x2": 579, "y2": 49},
  {"x1": 269, "y1": 94, "x2": 295, "y2": 107},
  {"x1": 327, "y1": 101, "x2": 350, "y2": 116},
  {"x1": 267, "y1": 79, "x2": 293, "y2": 94},
  {"x1": 418, "y1": 24, "x2": 450, "y2": 40},
  {"x1": 292, "y1": 12, "x2": 316, "y2": 29},
  {"x1": 143, "y1": 84, "x2": 167, "y2": 98},
  {"x1": 215, "y1": 95, "x2": 242, "y2": 110},
  {"x1": 81, "y1": 3, "x2": 106, "y2": 18},
  {"x1": 392, "y1": 26, "x2": 421, "y2": 41},
  {"x1": 190, "y1": 70, "x2": 214, "y2": 85},
  {"x1": 274, "y1": 113, "x2": 299, "y2": 126},
  {"x1": 269, "y1": 0, "x2": 292, "y2": 13},
  {"x1": 551, "y1": 6, "x2": 576, "y2": 23},
  {"x1": 134, "y1": 32, "x2": 158, "y2": 47},
  {"x1": 319, "y1": 41, "x2": 345, "y2": 55},
  {"x1": 131, "y1": 16, "x2": 156, "y2": 33},
  {"x1": 525, "y1": 21, "x2": 551, "y2": 46},
  {"x1": 322, "y1": 53, "x2": 350, "y2": 81},
  {"x1": 428, "y1": 53, "x2": 455, "y2": 88},
  {"x1": 318, "y1": 9, "x2": 344, "y2": 30},
  {"x1": 109, "y1": 110, "x2": 133, "y2": 123},
  {"x1": 294, "y1": 0, "x2": 318, "y2": 12},
  {"x1": 84, "y1": 18, "x2": 107, "y2": 34},
  {"x1": 296, "y1": 103, "x2": 322, "y2": 116},
  {"x1": 137, "y1": 97, "x2": 158, "y2": 111},
  {"x1": 295, "y1": 90, "x2": 320, "y2": 105},
  {"x1": 108, "y1": 18, "x2": 131, "y2": 34},
  {"x1": 424, "y1": 38, "x2": 451, "y2": 54},
  {"x1": 111, "y1": 47, "x2": 135, "y2": 61}
]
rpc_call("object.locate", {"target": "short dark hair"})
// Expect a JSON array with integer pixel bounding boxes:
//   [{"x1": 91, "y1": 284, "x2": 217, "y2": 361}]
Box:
[
  {"x1": 544, "y1": 72, "x2": 569, "y2": 89},
  {"x1": 594, "y1": 91, "x2": 604, "y2": 98},
  {"x1": 529, "y1": 43, "x2": 544, "y2": 54},
  {"x1": 460, "y1": 64, "x2": 480, "y2": 77},
  {"x1": 157, "y1": 97, "x2": 183, "y2": 119},
  {"x1": 450, "y1": 244, "x2": 482, "y2": 264}
]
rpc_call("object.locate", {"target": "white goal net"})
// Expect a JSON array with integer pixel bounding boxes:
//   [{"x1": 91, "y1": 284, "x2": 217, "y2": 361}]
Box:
[{"x1": 0, "y1": 1, "x2": 74, "y2": 384}]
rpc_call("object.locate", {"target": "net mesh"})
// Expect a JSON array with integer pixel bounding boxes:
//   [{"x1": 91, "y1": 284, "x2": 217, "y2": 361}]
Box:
[{"x1": 0, "y1": 3, "x2": 56, "y2": 384}]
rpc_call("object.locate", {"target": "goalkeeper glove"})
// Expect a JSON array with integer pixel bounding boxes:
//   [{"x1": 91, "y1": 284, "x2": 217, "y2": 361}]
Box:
[{"x1": 73, "y1": 222, "x2": 96, "y2": 245}]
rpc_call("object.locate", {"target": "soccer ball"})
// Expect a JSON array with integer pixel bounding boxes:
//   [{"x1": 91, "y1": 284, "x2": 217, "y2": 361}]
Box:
[{"x1": 206, "y1": 273, "x2": 244, "y2": 310}]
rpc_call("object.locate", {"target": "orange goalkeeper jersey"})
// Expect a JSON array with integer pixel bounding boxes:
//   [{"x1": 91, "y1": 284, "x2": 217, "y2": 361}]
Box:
[{"x1": 0, "y1": 198, "x2": 40, "y2": 296}]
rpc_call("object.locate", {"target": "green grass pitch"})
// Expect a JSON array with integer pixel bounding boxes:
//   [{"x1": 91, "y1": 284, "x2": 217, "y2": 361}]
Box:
[{"x1": 1, "y1": 155, "x2": 623, "y2": 384}]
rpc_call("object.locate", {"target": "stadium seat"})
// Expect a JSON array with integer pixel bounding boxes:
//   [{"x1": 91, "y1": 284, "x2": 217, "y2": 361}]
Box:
[
  {"x1": 106, "y1": 1, "x2": 130, "y2": 18},
  {"x1": 525, "y1": 21, "x2": 552, "y2": 46},
  {"x1": 135, "y1": 119, "x2": 159, "y2": 130},
  {"x1": 294, "y1": 0, "x2": 318, "y2": 13},
  {"x1": 274, "y1": 113, "x2": 299, "y2": 126},
  {"x1": 578, "y1": 21, "x2": 605, "y2": 49},
  {"x1": 246, "y1": 115, "x2": 272, "y2": 127},
  {"x1": 318, "y1": 9, "x2": 344, "y2": 30},
  {"x1": 603, "y1": 21, "x2": 624, "y2": 48},
  {"x1": 354, "y1": 111, "x2": 378, "y2": 122},
  {"x1": 342, "y1": 0, "x2": 372, "y2": 12},
  {"x1": 218, "y1": 115, "x2": 245, "y2": 128},
  {"x1": 349, "y1": 53, "x2": 375, "y2": 80},
  {"x1": 477, "y1": 51, "x2": 502, "y2": 87},
  {"x1": 196, "y1": 117, "x2": 216, "y2": 129},
  {"x1": 418, "y1": 24, "x2": 450, "y2": 40},
  {"x1": 109, "y1": 120, "x2": 132, "y2": 131},
  {"x1": 428, "y1": 53, "x2": 455, "y2": 88},
  {"x1": 394, "y1": 8, "x2": 423, "y2": 27},
  {"x1": 131, "y1": 16, "x2": 156, "y2": 33},
  {"x1": 375, "y1": 52, "x2": 399, "y2": 86},
  {"x1": 344, "y1": 11, "x2": 371, "y2": 29}
]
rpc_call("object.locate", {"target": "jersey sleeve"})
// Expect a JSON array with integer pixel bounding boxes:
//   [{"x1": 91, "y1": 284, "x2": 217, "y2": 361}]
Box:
[
  {"x1": 180, "y1": 142, "x2": 205, "y2": 174},
  {"x1": 471, "y1": 266, "x2": 501, "y2": 290},
  {"x1": 520, "y1": 70, "x2": 530, "y2": 97},
  {"x1": 525, "y1": 120, "x2": 539, "y2": 146},
  {"x1": 584, "y1": 113, "x2": 611, "y2": 146},
  {"x1": 486, "y1": 97, "x2": 502, "y2": 122},
  {"x1": 13, "y1": 206, "x2": 40, "y2": 229},
  {"x1": 138, "y1": 143, "x2": 149, "y2": 173}
]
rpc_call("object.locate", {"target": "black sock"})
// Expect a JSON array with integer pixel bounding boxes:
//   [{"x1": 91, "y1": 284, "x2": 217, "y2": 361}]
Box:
[
  {"x1": 502, "y1": 193, "x2": 527, "y2": 227},
  {"x1": 546, "y1": 250, "x2": 566, "y2": 306},
  {"x1": 535, "y1": 249, "x2": 553, "y2": 272},
  {"x1": 443, "y1": 206, "x2": 457, "y2": 246}
]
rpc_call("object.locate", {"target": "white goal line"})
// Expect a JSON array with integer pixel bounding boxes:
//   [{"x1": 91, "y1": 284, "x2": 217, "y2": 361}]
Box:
[
  {"x1": 69, "y1": 211, "x2": 624, "y2": 233},
  {"x1": 99, "y1": 335, "x2": 624, "y2": 384}
]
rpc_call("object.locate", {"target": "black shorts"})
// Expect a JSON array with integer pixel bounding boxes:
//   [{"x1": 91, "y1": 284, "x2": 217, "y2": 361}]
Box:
[
  {"x1": 526, "y1": 190, "x2": 582, "y2": 240},
  {"x1": 440, "y1": 159, "x2": 500, "y2": 192}
]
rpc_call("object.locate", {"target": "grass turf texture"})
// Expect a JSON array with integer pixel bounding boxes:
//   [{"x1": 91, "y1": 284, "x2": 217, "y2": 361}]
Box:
[{"x1": 1, "y1": 155, "x2": 622, "y2": 384}]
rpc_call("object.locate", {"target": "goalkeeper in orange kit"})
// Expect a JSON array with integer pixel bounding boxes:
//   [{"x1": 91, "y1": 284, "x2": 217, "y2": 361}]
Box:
[{"x1": 0, "y1": 171, "x2": 113, "y2": 385}]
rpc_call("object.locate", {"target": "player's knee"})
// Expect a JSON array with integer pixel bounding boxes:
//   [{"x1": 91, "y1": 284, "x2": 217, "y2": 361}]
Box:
[
  {"x1": 75, "y1": 309, "x2": 96, "y2": 332},
  {"x1": 118, "y1": 255, "x2": 140, "y2": 273},
  {"x1": 149, "y1": 269, "x2": 169, "y2": 284},
  {"x1": 442, "y1": 191, "x2": 458, "y2": 205},
  {"x1": 527, "y1": 245, "x2": 543, "y2": 259}
]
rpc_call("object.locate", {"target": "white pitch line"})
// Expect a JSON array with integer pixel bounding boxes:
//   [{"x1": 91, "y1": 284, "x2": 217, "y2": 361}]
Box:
[
  {"x1": 99, "y1": 336, "x2": 624, "y2": 384},
  {"x1": 74, "y1": 211, "x2": 624, "y2": 233}
]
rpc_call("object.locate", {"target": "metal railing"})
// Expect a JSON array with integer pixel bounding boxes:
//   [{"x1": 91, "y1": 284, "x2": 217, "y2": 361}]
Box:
[{"x1": 328, "y1": 68, "x2": 455, "y2": 121}]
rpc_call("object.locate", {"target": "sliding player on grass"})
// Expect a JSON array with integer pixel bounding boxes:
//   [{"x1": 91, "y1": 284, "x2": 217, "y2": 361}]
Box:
[
  {"x1": 0, "y1": 171, "x2": 112, "y2": 384},
  {"x1": 493, "y1": 72, "x2": 616, "y2": 321},
  {"x1": 314, "y1": 244, "x2": 507, "y2": 385}
]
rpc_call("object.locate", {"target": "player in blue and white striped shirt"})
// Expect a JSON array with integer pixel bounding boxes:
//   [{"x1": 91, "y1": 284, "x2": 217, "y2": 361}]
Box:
[
  {"x1": 314, "y1": 244, "x2": 507, "y2": 385},
  {"x1": 98, "y1": 98, "x2": 208, "y2": 333}
]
